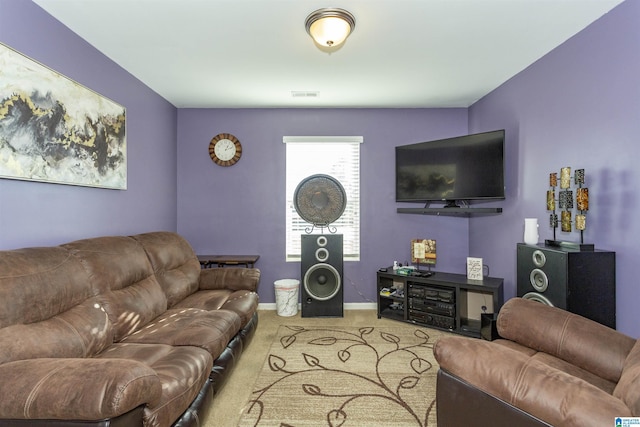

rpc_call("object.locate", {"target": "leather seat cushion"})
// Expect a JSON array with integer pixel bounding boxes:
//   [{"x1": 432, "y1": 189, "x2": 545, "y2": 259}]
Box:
[
  {"x1": 120, "y1": 308, "x2": 242, "y2": 360},
  {"x1": 614, "y1": 339, "x2": 640, "y2": 415},
  {"x1": 0, "y1": 297, "x2": 113, "y2": 364},
  {"x1": 173, "y1": 289, "x2": 259, "y2": 326},
  {"x1": 494, "y1": 339, "x2": 616, "y2": 393},
  {"x1": 98, "y1": 343, "x2": 213, "y2": 427}
]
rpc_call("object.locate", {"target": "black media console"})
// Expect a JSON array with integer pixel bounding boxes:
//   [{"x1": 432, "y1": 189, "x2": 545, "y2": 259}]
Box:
[{"x1": 377, "y1": 268, "x2": 504, "y2": 338}]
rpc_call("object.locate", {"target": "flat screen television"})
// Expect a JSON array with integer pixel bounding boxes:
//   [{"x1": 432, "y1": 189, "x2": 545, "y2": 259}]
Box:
[{"x1": 395, "y1": 129, "x2": 505, "y2": 206}]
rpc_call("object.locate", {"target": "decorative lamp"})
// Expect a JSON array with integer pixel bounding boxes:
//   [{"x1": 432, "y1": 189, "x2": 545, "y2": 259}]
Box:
[{"x1": 305, "y1": 8, "x2": 356, "y2": 48}]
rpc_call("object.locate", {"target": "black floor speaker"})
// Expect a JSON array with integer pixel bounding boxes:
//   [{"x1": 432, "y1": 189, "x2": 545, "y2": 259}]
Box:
[
  {"x1": 516, "y1": 243, "x2": 616, "y2": 329},
  {"x1": 301, "y1": 234, "x2": 343, "y2": 317}
]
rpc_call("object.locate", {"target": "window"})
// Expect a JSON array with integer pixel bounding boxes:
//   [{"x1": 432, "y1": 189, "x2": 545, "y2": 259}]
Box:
[{"x1": 284, "y1": 136, "x2": 362, "y2": 262}]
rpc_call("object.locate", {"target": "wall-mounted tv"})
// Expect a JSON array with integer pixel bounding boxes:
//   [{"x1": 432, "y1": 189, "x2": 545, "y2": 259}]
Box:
[{"x1": 395, "y1": 129, "x2": 505, "y2": 206}]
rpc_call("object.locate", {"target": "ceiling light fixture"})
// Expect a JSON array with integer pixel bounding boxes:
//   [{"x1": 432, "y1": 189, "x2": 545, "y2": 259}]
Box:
[{"x1": 305, "y1": 8, "x2": 355, "y2": 48}]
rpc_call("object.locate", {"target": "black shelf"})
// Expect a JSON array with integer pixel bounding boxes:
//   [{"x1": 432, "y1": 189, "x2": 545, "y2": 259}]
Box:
[
  {"x1": 379, "y1": 307, "x2": 404, "y2": 322},
  {"x1": 377, "y1": 269, "x2": 504, "y2": 338},
  {"x1": 397, "y1": 207, "x2": 502, "y2": 217}
]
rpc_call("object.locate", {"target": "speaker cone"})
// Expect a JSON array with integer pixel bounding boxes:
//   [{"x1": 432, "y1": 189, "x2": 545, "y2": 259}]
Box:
[
  {"x1": 532, "y1": 250, "x2": 546, "y2": 268},
  {"x1": 303, "y1": 263, "x2": 341, "y2": 301},
  {"x1": 522, "y1": 292, "x2": 554, "y2": 306},
  {"x1": 315, "y1": 247, "x2": 329, "y2": 262},
  {"x1": 530, "y1": 268, "x2": 549, "y2": 292}
]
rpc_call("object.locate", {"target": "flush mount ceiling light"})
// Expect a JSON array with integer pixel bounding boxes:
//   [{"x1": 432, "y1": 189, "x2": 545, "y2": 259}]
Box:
[{"x1": 305, "y1": 8, "x2": 356, "y2": 48}]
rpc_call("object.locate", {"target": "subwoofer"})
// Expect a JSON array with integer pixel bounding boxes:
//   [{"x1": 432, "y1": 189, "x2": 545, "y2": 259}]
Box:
[
  {"x1": 301, "y1": 234, "x2": 343, "y2": 317},
  {"x1": 516, "y1": 243, "x2": 616, "y2": 328}
]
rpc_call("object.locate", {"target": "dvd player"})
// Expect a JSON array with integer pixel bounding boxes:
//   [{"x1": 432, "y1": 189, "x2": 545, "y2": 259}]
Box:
[{"x1": 409, "y1": 298, "x2": 455, "y2": 317}]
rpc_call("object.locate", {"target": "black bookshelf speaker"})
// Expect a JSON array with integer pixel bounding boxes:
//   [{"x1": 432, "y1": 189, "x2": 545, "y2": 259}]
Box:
[
  {"x1": 301, "y1": 234, "x2": 343, "y2": 317},
  {"x1": 516, "y1": 243, "x2": 616, "y2": 329}
]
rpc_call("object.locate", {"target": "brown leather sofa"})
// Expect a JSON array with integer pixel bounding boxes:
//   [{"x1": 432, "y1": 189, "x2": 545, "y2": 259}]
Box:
[
  {"x1": 0, "y1": 231, "x2": 260, "y2": 427},
  {"x1": 434, "y1": 297, "x2": 639, "y2": 427}
]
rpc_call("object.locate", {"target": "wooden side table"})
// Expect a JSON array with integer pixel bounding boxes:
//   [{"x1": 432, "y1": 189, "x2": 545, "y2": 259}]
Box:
[{"x1": 197, "y1": 255, "x2": 260, "y2": 269}]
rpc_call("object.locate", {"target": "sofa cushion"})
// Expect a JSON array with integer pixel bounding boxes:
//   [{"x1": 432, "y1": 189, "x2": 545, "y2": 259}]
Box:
[
  {"x1": 0, "y1": 246, "x2": 96, "y2": 328},
  {"x1": 199, "y1": 267, "x2": 261, "y2": 292},
  {"x1": 63, "y1": 236, "x2": 156, "y2": 295},
  {"x1": 434, "y1": 335, "x2": 632, "y2": 426},
  {"x1": 120, "y1": 308, "x2": 242, "y2": 360},
  {"x1": 497, "y1": 297, "x2": 634, "y2": 383},
  {"x1": 173, "y1": 289, "x2": 259, "y2": 326},
  {"x1": 493, "y1": 339, "x2": 537, "y2": 356},
  {"x1": 0, "y1": 297, "x2": 113, "y2": 364},
  {"x1": 99, "y1": 275, "x2": 168, "y2": 342},
  {"x1": 0, "y1": 357, "x2": 161, "y2": 421},
  {"x1": 533, "y1": 352, "x2": 617, "y2": 394},
  {"x1": 614, "y1": 339, "x2": 640, "y2": 415},
  {"x1": 132, "y1": 232, "x2": 201, "y2": 307},
  {"x1": 493, "y1": 339, "x2": 617, "y2": 394},
  {"x1": 63, "y1": 236, "x2": 169, "y2": 341},
  {"x1": 98, "y1": 343, "x2": 213, "y2": 427}
]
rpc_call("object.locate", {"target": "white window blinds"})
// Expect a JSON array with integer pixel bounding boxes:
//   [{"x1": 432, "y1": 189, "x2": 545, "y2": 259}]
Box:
[{"x1": 284, "y1": 136, "x2": 362, "y2": 262}]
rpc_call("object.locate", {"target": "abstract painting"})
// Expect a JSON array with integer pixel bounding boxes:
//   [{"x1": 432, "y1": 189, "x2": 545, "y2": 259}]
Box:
[{"x1": 0, "y1": 42, "x2": 126, "y2": 189}]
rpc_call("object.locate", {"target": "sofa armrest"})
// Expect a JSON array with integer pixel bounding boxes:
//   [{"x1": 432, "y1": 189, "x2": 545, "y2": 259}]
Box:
[
  {"x1": 0, "y1": 358, "x2": 161, "y2": 421},
  {"x1": 198, "y1": 268, "x2": 260, "y2": 292},
  {"x1": 497, "y1": 297, "x2": 635, "y2": 382},
  {"x1": 434, "y1": 336, "x2": 632, "y2": 426}
]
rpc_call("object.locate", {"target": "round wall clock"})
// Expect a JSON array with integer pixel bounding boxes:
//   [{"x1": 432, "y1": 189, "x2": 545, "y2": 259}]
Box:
[{"x1": 209, "y1": 133, "x2": 242, "y2": 166}]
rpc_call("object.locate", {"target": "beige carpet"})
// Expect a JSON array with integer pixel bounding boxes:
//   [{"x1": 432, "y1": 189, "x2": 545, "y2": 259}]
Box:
[{"x1": 204, "y1": 310, "x2": 450, "y2": 427}]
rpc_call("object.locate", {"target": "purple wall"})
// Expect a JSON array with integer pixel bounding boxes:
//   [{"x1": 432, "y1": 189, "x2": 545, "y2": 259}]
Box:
[
  {"x1": 0, "y1": 0, "x2": 178, "y2": 249},
  {"x1": 177, "y1": 108, "x2": 470, "y2": 305},
  {"x1": 469, "y1": 0, "x2": 640, "y2": 336},
  {"x1": 4, "y1": 0, "x2": 637, "y2": 335}
]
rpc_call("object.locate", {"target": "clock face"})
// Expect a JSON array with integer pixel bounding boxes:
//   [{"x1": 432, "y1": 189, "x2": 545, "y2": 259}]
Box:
[
  {"x1": 209, "y1": 133, "x2": 242, "y2": 166},
  {"x1": 214, "y1": 138, "x2": 236, "y2": 161}
]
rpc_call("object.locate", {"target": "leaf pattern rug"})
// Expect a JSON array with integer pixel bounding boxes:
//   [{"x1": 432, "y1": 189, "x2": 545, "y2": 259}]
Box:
[{"x1": 238, "y1": 325, "x2": 448, "y2": 427}]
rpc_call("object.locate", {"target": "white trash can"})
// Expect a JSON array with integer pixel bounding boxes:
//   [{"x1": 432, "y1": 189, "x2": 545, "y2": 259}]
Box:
[{"x1": 274, "y1": 279, "x2": 300, "y2": 317}]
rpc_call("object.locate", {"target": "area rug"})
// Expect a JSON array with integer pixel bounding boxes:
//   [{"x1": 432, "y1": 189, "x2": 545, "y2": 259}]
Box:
[{"x1": 238, "y1": 325, "x2": 448, "y2": 427}]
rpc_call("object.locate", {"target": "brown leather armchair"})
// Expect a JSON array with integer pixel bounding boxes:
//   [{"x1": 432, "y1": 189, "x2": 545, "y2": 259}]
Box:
[{"x1": 434, "y1": 297, "x2": 638, "y2": 427}]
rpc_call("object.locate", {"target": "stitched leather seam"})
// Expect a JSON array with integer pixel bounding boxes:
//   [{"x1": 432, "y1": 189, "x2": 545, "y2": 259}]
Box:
[
  {"x1": 511, "y1": 356, "x2": 535, "y2": 405},
  {"x1": 24, "y1": 361, "x2": 70, "y2": 418},
  {"x1": 557, "y1": 315, "x2": 572, "y2": 358},
  {"x1": 0, "y1": 252, "x2": 73, "y2": 279},
  {"x1": 54, "y1": 317, "x2": 88, "y2": 356},
  {"x1": 113, "y1": 373, "x2": 158, "y2": 412},
  {"x1": 146, "y1": 374, "x2": 203, "y2": 415}
]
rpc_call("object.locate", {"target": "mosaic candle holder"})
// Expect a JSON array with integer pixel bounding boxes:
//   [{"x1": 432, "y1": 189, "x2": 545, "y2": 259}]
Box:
[
  {"x1": 561, "y1": 211, "x2": 572, "y2": 232},
  {"x1": 547, "y1": 190, "x2": 555, "y2": 210},
  {"x1": 577, "y1": 187, "x2": 589, "y2": 211},
  {"x1": 560, "y1": 167, "x2": 571, "y2": 189},
  {"x1": 559, "y1": 190, "x2": 573, "y2": 209}
]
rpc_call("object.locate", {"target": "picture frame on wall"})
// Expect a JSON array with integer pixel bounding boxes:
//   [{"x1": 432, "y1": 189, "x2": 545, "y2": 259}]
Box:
[{"x1": 0, "y1": 42, "x2": 127, "y2": 190}]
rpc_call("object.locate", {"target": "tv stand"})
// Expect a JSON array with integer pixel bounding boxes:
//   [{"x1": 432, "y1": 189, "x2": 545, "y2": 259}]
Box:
[
  {"x1": 421, "y1": 200, "x2": 468, "y2": 209},
  {"x1": 443, "y1": 200, "x2": 462, "y2": 208},
  {"x1": 377, "y1": 268, "x2": 504, "y2": 338}
]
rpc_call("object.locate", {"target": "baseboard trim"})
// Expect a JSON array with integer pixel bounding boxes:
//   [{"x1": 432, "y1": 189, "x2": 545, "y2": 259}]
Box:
[{"x1": 259, "y1": 302, "x2": 377, "y2": 311}]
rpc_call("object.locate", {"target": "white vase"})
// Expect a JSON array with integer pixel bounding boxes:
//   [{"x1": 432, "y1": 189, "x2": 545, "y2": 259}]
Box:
[{"x1": 524, "y1": 218, "x2": 539, "y2": 245}]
